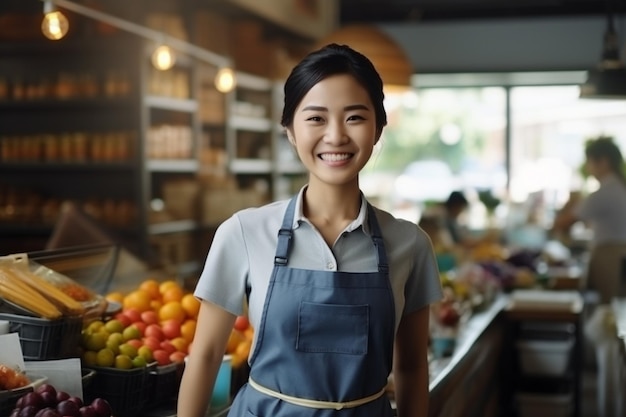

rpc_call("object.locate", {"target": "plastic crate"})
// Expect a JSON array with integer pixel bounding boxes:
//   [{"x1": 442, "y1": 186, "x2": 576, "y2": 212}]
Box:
[
  {"x1": 84, "y1": 365, "x2": 151, "y2": 417},
  {"x1": 144, "y1": 362, "x2": 183, "y2": 408},
  {"x1": 0, "y1": 313, "x2": 82, "y2": 360},
  {"x1": 516, "y1": 321, "x2": 574, "y2": 376}
]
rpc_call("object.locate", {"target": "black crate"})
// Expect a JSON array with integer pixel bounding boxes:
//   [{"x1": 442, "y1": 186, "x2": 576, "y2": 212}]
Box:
[
  {"x1": 144, "y1": 362, "x2": 183, "y2": 409},
  {"x1": 0, "y1": 313, "x2": 82, "y2": 360},
  {"x1": 0, "y1": 385, "x2": 33, "y2": 416},
  {"x1": 84, "y1": 365, "x2": 151, "y2": 417}
]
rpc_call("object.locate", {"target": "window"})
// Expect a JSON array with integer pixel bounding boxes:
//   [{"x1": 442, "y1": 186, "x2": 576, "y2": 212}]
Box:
[{"x1": 362, "y1": 72, "x2": 626, "y2": 233}]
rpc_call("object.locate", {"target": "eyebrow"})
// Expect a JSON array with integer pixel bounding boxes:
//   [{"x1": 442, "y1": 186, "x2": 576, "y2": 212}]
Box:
[{"x1": 300, "y1": 104, "x2": 371, "y2": 112}]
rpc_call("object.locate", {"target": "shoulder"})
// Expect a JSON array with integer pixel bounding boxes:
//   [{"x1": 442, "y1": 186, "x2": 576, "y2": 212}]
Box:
[
  {"x1": 371, "y1": 206, "x2": 431, "y2": 250},
  {"x1": 217, "y1": 199, "x2": 289, "y2": 244}
]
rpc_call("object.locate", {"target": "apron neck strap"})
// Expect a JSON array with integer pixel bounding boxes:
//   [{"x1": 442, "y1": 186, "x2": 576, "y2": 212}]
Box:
[{"x1": 274, "y1": 195, "x2": 389, "y2": 274}]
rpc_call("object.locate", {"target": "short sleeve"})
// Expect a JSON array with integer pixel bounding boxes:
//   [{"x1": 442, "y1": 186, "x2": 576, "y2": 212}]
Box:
[
  {"x1": 193, "y1": 214, "x2": 249, "y2": 316},
  {"x1": 404, "y1": 229, "x2": 443, "y2": 314}
]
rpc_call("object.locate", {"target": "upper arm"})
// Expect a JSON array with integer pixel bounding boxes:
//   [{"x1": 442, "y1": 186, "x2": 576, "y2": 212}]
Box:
[
  {"x1": 394, "y1": 306, "x2": 430, "y2": 370},
  {"x1": 191, "y1": 300, "x2": 237, "y2": 360}
]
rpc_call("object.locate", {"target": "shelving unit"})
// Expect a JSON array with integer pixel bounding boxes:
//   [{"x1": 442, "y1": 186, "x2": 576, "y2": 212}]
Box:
[
  {"x1": 0, "y1": 35, "x2": 218, "y2": 277},
  {"x1": 0, "y1": 35, "x2": 144, "y2": 256},
  {"x1": 503, "y1": 292, "x2": 584, "y2": 417},
  {"x1": 0, "y1": 33, "x2": 304, "y2": 274}
]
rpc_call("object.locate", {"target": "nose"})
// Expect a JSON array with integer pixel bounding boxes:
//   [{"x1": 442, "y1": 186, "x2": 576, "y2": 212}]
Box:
[{"x1": 324, "y1": 120, "x2": 348, "y2": 145}]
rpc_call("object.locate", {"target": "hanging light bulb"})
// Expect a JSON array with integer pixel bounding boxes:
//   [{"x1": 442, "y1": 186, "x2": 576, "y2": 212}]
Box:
[
  {"x1": 41, "y1": 1, "x2": 69, "y2": 41},
  {"x1": 215, "y1": 67, "x2": 236, "y2": 93},
  {"x1": 151, "y1": 45, "x2": 176, "y2": 71}
]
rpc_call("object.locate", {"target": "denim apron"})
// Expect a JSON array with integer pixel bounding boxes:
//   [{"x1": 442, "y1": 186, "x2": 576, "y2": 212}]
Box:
[{"x1": 227, "y1": 196, "x2": 396, "y2": 416}]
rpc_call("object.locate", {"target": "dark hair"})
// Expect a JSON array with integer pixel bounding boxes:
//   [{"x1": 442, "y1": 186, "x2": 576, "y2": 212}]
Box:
[
  {"x1": 445, "y1": 191, "x2": 468, "y2": 209},
  {"x1": 280, "y1": 43, "x2": 387, "y2": 134},
  {"x1": 585, "y1": 136, "x2": 626, "y2": 182}
]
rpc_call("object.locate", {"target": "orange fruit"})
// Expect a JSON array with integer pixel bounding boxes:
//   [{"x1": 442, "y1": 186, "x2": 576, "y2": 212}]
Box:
[
  {"x1": 181, "y1": 294, "x2": 200, "y2": 319},
  {"x1": 139, "y1": 279, "x2": 161, "y2": 300},
  {"x1": 150, "y1": 299, "x2": 163, "y2": 311},
  {"x1": 235, "y1": 338, "x2": 252, "y2": 359},
  {"x1": 123, "y1": 290, "x2": 152, "y2": 313},
  {"x1": 180, "y1": 319, "x2": 197, "y2": 343},
  {"x1": 226, "y1": 330, "x2": 245, "y2": 354},
  {"x1": 159, "y1": 280, "x2": 180, "y2": 295},
  {"x1": 170, "y1": 337, "x2": 189, "y2": 353},
  {"x1": 159, "y1": 301, "x2": 186, "y2": 323},
  {"x1": 162, "y1": 286, "x2": 184, "y2": 304}
]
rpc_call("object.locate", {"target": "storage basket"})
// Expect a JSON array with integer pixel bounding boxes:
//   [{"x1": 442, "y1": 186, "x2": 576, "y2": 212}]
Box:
[
  {"x1": 144, "y1": 362, "x2": 183, "y2": 409},
  {"x1": 0, "y1": 313, "x2": 82, "y2": 360},
  {"x1": 516, "y1": 321, "x2": 575, "y2": 376},
  {"x1": 84, "y1": 365, "x2": 152, "y2": 417}
]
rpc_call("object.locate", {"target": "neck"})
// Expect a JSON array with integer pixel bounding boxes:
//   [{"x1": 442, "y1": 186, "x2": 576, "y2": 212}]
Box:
[{"x1": 303, "y1": 183, "x2": 362, "y2": 224}]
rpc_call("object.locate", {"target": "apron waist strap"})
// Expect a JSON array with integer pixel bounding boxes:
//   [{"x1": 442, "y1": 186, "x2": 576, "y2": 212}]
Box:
[{"x1": 248, "y1": 377, "x2": 386, "y2": 410}]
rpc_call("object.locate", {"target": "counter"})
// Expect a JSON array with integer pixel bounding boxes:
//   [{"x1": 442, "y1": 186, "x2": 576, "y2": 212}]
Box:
[{"x1": 427, "y1": 296, "x2": 508, "y2": 417}]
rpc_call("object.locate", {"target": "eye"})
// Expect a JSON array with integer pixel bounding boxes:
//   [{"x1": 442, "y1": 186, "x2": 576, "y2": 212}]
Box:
[
  {"x1": 347, "y1": 114, "x2": 366, "y2": 122},
  {"x1": 306, "y1": 116, "x2": 324, "y2": 122}
]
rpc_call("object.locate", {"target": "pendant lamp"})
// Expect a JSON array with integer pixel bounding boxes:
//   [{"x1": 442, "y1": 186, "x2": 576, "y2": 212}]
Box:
[
  {"x1": 580, "y1": 12, "x2": 626, "y2": 99},
  {"x1": 314, "y1": 24, "x2": 413, "y2": 91}
]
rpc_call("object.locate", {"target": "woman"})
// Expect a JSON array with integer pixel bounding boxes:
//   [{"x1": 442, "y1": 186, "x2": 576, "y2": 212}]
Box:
[
  {"x1": 553, "y1": 136, "x2": 626, "y2": 303},
  {"x1": 177, "y1": 44, "x2": 443, "y2": 417}
]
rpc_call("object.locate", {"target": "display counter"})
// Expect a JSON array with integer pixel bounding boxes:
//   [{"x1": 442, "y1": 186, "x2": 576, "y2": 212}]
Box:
[{"x1": 428, "y1": 296, "x2": 508, "y2": 417}]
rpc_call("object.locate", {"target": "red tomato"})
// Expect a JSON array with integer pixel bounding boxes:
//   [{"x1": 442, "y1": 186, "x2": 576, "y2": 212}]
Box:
[{"x1": 233, "y1": 315, "x2": 250, "y2": 332}]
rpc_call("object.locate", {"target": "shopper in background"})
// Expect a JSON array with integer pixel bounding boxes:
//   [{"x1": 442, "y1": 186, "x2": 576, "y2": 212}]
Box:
[
  {"x1": 552, "y1": 136, "x2": 626, "y2": 417},
  {"x1": 552, "y1": 136, "x2": 626, "y2": 303},
  {"x1": 442, "y1": 190, "x2": 470, "y2": 246},
  {"x1": 177, "y1": 44, "x2": 442, "y2": 417}
]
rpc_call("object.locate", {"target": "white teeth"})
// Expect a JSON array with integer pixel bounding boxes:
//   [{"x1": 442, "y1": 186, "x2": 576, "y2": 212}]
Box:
[{"x1": 319, "y1": 153, "x2": 351, "y2": 162}]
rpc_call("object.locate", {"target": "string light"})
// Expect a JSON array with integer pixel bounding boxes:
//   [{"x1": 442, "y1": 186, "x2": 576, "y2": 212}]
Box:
[
  {"x1": 215, "y1": 67, "x2": 236, "y2": 93},
  {"x1": 152, "y1": 45, "x2": 176, "y2": 71},
  {"x1": 40, "y1": 0, "x2": 236, "y2": 92},
  {"x1": 42, "y1": 1, "x2": 69, "y2": 40}
]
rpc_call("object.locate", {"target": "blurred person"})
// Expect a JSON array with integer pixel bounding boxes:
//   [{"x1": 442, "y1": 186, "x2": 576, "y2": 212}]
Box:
[
  {"x1": 177, "y1": 44, "x2": 443, "y2": 417},
  {"x1": 552, "y1": 136, "x2": 626, "y2": 303},
  {"x1": 553, "y1": 136, "x2": 626, "y2": 417}
]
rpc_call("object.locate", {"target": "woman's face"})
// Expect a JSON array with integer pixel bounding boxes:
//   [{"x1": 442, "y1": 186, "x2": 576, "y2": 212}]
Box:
[
  {"x1": 585, "y1": 156, "x2": 609, "y2": 179},
  {"x1": 286, "y1": 74, "x2": 380, "y2": 188}
]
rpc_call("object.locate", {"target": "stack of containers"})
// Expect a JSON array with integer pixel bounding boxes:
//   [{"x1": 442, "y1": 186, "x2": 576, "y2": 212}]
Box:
[{"x1": 514, "y1": 321, "x2": 576, "y2": 417}]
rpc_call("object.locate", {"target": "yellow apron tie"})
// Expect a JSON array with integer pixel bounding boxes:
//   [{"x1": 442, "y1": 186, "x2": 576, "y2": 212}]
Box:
[{"x1": 248, "y1": 377, "x2": 386, "y2": 410}]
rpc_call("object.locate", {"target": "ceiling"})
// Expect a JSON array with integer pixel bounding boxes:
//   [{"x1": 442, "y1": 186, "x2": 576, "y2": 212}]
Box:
[{"x1": 339, "y1": 0, "x2": 626, "y2": 23}]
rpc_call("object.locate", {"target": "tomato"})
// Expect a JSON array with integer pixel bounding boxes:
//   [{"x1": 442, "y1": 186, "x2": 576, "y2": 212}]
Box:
[{"x1": 233, "y1": 315, "x2": 250, "y2": 332}]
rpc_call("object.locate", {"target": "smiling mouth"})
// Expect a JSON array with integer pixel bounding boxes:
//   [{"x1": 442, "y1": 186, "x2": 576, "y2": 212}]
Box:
[{"x1": 318, "y1": 153, "x2": 353, "y2": 162}]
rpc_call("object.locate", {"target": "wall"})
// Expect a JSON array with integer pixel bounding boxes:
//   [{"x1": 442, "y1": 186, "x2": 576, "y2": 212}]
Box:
[{"x1": 380, "y1": 16, "x2": 626, "y2": 73}]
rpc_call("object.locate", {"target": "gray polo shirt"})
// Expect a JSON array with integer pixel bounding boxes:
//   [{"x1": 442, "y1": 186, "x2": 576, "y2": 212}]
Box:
[
  {"x1": 576, "y1": 174, "x2": 626, "y2": 247},
  {"x1": 194, "y1": 188, "x2": 443, "y2": 337}
]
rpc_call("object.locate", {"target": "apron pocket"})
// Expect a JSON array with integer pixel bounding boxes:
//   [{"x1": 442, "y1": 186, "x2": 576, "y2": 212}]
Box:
[{"x1": 297, "y1": 301, "x2": 369, "y2": 355}]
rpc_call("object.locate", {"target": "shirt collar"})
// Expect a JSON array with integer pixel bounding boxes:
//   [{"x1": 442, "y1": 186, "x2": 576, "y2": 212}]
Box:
[{"x1": 291, "y1": 186, "x2": 370, "y2": 234}]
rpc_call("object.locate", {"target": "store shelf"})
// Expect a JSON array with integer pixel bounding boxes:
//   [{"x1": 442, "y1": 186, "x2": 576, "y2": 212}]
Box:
[
  {"x1": 144, "y1": 95, "x2": 198, "y2": 113},
  {"x1": 229, "y1": 115, "x2": 273, "y2": 132},
  {"x1": 148, "y1": 219, "x2": 199, "y2": 235},
  {"x1": 229, "y1": 158, "x2": 273, "y2": 174},
  {"x1": 147, "y1": 159, "x2": 199, "y2": 172}
]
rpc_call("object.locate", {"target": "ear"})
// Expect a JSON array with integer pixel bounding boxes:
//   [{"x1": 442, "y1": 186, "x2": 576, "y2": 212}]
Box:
[{"x1": 286, "y1": 128, "x2": 296, "y2": 146}]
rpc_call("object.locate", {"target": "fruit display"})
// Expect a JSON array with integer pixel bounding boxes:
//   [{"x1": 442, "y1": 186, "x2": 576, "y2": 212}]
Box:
[
  {"x1": 80, "y1": 279, "x2": 200, "y2": 370},
  {"x1": 9, "y1": 383, "x2": 112, "y2": 417},
  {"x1": 226, "y1": 315, "x2": 254, "y2": 369},
  {"x1": 0, "y1": 365, "x2": 30, "y2": 390}
]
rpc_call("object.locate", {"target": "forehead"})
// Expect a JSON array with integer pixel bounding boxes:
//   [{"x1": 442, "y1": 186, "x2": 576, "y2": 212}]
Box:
[{"x1": 297, "y1": 74, "x2": 371, "y2": 107}]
